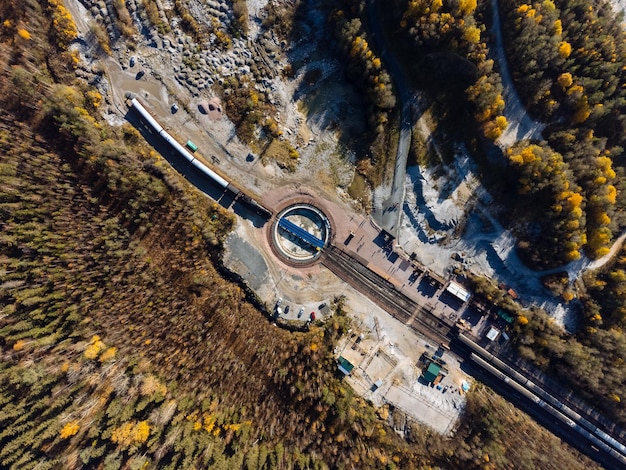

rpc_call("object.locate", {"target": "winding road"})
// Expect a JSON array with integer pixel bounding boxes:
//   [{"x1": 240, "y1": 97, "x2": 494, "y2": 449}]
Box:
[
  {"x1": 489, "y1": 0, "x2": 544, "y2": 146},
  {"x1": 363, "y1": 0, "x2": 626, "y2": 328}
]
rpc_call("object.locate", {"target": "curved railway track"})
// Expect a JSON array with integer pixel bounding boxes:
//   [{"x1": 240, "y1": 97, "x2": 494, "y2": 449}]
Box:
[{"x1": 321, "y1": 245, "x2": 452, "y2": 345}]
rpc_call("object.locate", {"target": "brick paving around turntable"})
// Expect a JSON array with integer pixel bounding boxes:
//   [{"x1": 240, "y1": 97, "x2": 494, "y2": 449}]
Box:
[{"x1": 260, "y1": 185, "x2": 477, "y2": 332}]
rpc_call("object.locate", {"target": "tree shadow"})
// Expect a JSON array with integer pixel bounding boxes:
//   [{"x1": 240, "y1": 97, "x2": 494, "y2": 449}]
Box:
[{"x1": 405, "y1": 169, "x2": 454, "y2": 232}]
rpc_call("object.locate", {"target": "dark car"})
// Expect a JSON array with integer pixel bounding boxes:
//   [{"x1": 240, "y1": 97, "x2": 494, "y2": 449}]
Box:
[
  {"x1": 318, "y1": 303, "x2": 327, "y2": 310},
  {"x1": 284, "y1": 305, "x2": 290, "y2": 314}
]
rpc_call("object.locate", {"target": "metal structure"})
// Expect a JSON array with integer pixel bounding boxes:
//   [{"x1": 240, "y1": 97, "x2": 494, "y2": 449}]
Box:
[
  {"x1": 321, "y1": 246, "x2": 452, "y2": 345},
  {"x1": 277, "y1": 218, "x2": 324, "y2": 250},
  {"x1": 131, "y1": 98, "x2": 229, "y2": 189}
]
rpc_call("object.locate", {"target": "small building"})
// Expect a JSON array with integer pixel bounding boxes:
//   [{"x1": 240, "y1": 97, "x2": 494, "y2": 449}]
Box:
[
  {"x1": 371, "y1": 379, "x2": 383, "y2": 391},
  {"x1": 337, "y1": 356, "x2": 355, "y2": 376},
  {"x1": 486, "y1": 326, "x2": 500, "y2": 341},
  {"x1": 380, "y1": 229, "x2": 395, "y2": 245},
  {"x1": 497, "y1": 309, "x2": 514, "y2": 324},
  {"x1": 434, "y1": 344, "x2": 447, "y2": 360},
  {"x1": 446, "y1": 281, "x2": 471, "y2": 303},
  {"x1": 422, "y1": 362, "x2": 442, "y2": 383}
]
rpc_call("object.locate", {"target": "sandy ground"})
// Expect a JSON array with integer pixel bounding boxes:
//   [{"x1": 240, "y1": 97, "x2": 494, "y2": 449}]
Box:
[{"x1": 337, "y1": 310, "x2": 469, "y2": 435}]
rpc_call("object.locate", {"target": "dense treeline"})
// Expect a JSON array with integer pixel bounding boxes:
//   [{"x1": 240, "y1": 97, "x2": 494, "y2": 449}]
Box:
[
  {"x1": 328, "y1": 3, "x2": 397, "y2": 135},
  {"x1": 0, "y1": 103, "x2": 599, "y2": 468},
  {"x1": 469, "y1": 267, "x2": 626, "y2": 427},
  {"x1": 384, "y1": 0, "x2": 625, "y2": 267},
  {"x1": 501, "y1": 0, "x2": 626, "y2": 137},
  {"x1": 482, "y1": 0, "x2": 626, "y2": 427},
  {"x1": 510, "y1": 303, "x2": 626, "y2": 426},
  {"x1": 505, "y1": 142, "x2": 587, "y2": 265},
  {"x1": 498, "y1": 0, "x2": 626, "y2": 264},
  {"x1": 388, "y1": 0, "x2": 507, "y2": 142},
  {"x1": 323, "y1": 0, "x2": 401, "y2": 186}
]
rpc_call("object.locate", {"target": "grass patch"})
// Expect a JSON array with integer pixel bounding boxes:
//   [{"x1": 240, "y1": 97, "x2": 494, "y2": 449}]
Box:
[
  {"x1": 369, "y1": 117, "x2": 400, "y2": 187},
  {"x1": 347, "y1": 173, "x2": 371, "y2": 212},
  {"x1": 261, "y1": 139, "x2": 298, "y2": 171}
]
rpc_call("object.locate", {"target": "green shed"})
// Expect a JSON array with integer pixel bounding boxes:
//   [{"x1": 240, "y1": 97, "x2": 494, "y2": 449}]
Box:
[
  {"x1": 423, "y1": 362, "x2": 442, "y2": 383},
  {"x1": 337, "y1": 356, "x2": 355, "y2": 376},
  {"x1": 497, "y1": 309, "x2": 514, "y2": 324}
]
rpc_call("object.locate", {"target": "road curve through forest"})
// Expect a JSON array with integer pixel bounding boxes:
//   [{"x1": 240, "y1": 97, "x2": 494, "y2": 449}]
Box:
[{"x1": 489, "y1": 0, "x2": 545, "y2": 146}]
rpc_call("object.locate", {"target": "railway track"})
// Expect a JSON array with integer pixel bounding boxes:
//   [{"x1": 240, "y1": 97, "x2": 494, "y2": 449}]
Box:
[{"x1": 321, "y1": 246, "x2": 452, "y2": 345}]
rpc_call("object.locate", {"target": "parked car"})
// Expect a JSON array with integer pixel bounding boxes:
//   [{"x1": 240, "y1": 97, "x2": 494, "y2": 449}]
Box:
[
  {"x1": 129, "y1": 56, "x2": 136, "y2": 67},
  {"x1": 276, "y1": 297, "x2": 282, "y2": 306},
  {"x1": 284, "y1": 305, "x2": 290, "y2": 314},
  {"x1": 171, "y1": 104, "x2": 179, "y2": 114},
  {"x1": 298, "y1": 307, "x2": 304, "y2": 318},
  {"x1": 318, "y1": 303, "x2": 327, "y2": 310}
]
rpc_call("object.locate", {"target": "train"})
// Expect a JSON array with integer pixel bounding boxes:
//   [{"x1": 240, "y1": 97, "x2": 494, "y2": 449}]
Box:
[
  {"x1": 129, "y1": 98, "x2": 272, "y2": 220},
  {"x1": 470, "y1": 353, "x2": 574, "y2": 425},
  {"x1": 462, "y1": 334, "x2": 626, "y2": 466}
]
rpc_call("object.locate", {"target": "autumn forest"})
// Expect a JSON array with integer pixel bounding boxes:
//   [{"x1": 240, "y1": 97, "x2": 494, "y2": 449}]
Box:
[{"x1": 0, "y1": 0, "x2": 625, "y2": 468}]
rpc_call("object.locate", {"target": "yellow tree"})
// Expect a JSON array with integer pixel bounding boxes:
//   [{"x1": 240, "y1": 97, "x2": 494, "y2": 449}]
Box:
[
  {"x1": 17, "y1": 29, "x2": 31, "y2": 40},
  {"x1": 49, "y1": 0, "x2": 77, "y2": 49},
  {"x1": 558, "y1": 41, "x2": 572, "y2": 58},
  {"x1": 459, "y1": 0, "x2": 477, "y2": 15},
  {"x1": 60, "y1": 421, "x2": 79, "y2": 438}
]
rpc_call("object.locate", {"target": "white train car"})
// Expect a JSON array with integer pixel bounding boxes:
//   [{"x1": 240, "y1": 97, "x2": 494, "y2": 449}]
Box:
[{"x1": 130, "y1": 98, "x2": 229, "y2": 190}]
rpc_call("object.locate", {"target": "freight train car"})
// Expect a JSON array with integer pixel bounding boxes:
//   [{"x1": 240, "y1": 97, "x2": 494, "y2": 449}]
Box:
[
  {"x1": 130, "y1": 98, "x2": 229, "y2": 190},
  {"x1": 461, "y1": 334, "x2": 626, "y2": 464},
  {"x1": 129, "y1": 98, "x2": 273, "y2": 221}
]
